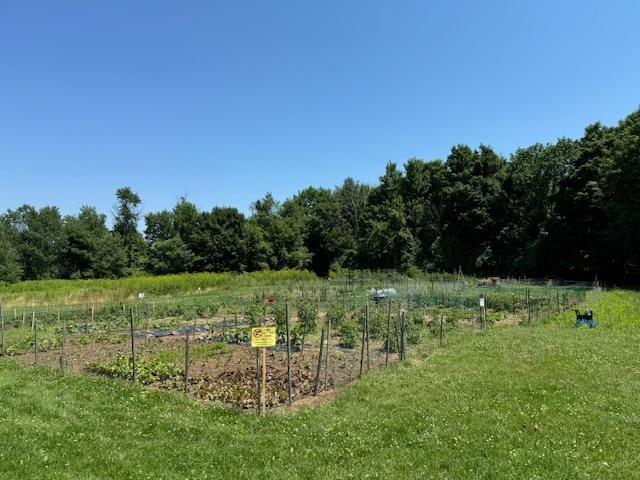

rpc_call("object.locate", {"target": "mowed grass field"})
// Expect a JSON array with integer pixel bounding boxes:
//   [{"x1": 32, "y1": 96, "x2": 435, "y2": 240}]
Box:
[{"x1": 0, "y1": 290, "x2": 638, "y2": 479}]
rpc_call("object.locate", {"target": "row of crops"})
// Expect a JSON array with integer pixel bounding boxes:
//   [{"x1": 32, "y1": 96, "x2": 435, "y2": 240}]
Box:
[{"x1": 0, "y1": 280, "x2": 589, "y2": 356}]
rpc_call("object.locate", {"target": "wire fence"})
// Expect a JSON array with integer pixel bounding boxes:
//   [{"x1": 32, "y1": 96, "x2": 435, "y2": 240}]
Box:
[{"x1": 0, "y1": 278, "x2": 590, "y2": 411}]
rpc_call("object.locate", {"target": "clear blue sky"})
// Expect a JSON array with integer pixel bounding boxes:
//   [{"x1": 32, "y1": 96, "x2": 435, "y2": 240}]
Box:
[{"x1": 1, "y1": 1, "x2": 639, "y2": 221}]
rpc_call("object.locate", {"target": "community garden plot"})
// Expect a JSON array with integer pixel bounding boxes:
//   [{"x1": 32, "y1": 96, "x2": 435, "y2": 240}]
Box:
[{"x1": 0, "y1": 277, "x2": 589, "y2": 411}]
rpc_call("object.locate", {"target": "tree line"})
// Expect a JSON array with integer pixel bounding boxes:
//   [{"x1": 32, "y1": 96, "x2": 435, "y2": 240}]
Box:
[{"x1": 1, "y1": 108, "x2": 638, "y2": 284}]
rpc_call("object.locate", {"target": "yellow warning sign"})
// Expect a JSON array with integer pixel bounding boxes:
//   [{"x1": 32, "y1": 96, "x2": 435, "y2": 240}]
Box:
[{"x1": 251, "y1": 327, "x2": 277, "y2": 347}]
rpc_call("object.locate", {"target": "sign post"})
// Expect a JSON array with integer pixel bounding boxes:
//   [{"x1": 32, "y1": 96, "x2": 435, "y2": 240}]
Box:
[
  {"x1": 479, "y1": 296, "x2": 486, "y2": 329},
  {"x1": 251, "y1": 326, "x2": 276, "y2": 415}
]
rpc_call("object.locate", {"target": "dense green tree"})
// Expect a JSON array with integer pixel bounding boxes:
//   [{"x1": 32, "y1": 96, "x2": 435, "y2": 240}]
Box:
[
  {"x1": 1, "y1": 109, "x2": 639, "y2": 283},
  {"x1": 146, "y1": 236, "x2": 196, "y2": 275},
  {"x1": 248, "y1": 193, "x2": 310, "y2": 270},
  {"x1": 433, "y1": 145, "x2": 507, "y2": 273},
  {"x1": 62, "y1": 206, "x2": 114, "y2": 278},
  {"x1": 4, "y1": 205, "x2": 66, "y2": 280},
  {"x1": 359, "y1": 163, "x2": 417, "y2": 271},
  {"x1": 501, "y1": 140, "x2": 577, "y2": 274},
  {"x1": 284, "y1": 187, "x2": 350, "y2": 276},
  {"x1": 334, "y1": 178, "x2": 370, "y2": 267},
  {"x1": 144, "y1": 210, "x2": 175, "y2": 243},
  {"x1": 401, "y1": 159, "x2": 446, "y2": 269},
  {"x1": 92, "y1": 234, "x2": 129, "y2": 278},
  {"x1": 194, "y1": 207, "x2": 248, "y2": 272},
  {"x1": 546, "y1": 124, "x2": 617, "y2": 279},
  {"x1": 609, "y1": 110, "x2": 640, "y2": 280},
  {"x1": 172, "y1": 198, "x2": 200, "y2": 250},
  {"x1": 113, "y1": 186, "x2": 145, "y2": 271},
  {"x1": 0, "y1": 222, "x2": 22, "y2": 283}
]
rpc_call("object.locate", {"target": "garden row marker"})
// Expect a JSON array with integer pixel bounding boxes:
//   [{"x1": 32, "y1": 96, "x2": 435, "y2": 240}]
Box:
[
  {"x1": 285, "y1": 302, "x2": 292, "y2": 406},
  {"x1": 479, "y1": 296, "x2": 486, "y2": 329},
  {"x1": 251, "y1": 326, "x2": 276, "y2": 415},
  {"x1": 0, "y1": 301, "x2": 5, "y2": 356},
  {"x1": 129, "y1": 308, "x2": 137, "y2": 384},
  {"x1": 313, "y1": 328, "x2": 326, "y2": 396}
]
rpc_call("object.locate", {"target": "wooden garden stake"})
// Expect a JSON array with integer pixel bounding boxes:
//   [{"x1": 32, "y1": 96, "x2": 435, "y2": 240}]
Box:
[
  {"x1": 396, "y1": 314, "x2": 402, "y2": 361},
  {"x1": 0, "y1": 301, "x2": 5, "y2": 356},
  {"x1": 129, "y1": 308, "x2": 136, "y2": 384},
  {"x1": 260, "y1": 346, "x2": 266, "y2": 414},
  {"x1": 482, "y1": 297, "x2": 487, "y2": 330},
  {"x1": 285, "y1": 302, "x2": 293, "y2": 406},
  {"x1": 256, "y1": 347, "x2": 261, "y2": 408},
  {"x1": 313, "y1": 328, "x2": 326, "y2": 396},
  {"x1": 34, "y1": 313, "x2": 38, "y2": 365},
  {"x1": 400, "y1": 311, "x2": 405, "y2": 361},
  {"x1": 184, "y1": 324, "x2": 190, "y2": 394},
  {"x1": 60, "y1": 318, "x2": 67, "y2": 373},
  {"x1": 324, "y1": 314, "x2": 331, "y2": 387},
  {"x1": 359, "y1": 311, "x2": 366, "y2": 378},
  {"x1": 385, "y1": 300, "x2": 391, "y2": 366},
  {"x1": 439, "y1": 314, "x2": 444, "y2": 346},
  {"x1": 365, "y1": 304, "x2": 370, "y2": 372},
  {"x1": 221, "y1": 315, "x2": 226, "y2": 342}
]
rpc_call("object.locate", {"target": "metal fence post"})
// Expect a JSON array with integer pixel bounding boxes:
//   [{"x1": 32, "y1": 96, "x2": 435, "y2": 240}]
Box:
[
  {"x1": 285, "y1": 302, "x2": 292, "y2": 406},
  {"x1": 129, "y1": 308, "x2": 136, "y2": 383}
]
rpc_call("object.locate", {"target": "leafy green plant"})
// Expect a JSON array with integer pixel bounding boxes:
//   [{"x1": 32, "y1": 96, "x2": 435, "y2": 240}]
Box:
[
  {"x1": 296, "y1": 299, "x2": 317, "y2": 335},
  {"x1": 325, "y1": 303, "x2": 349, "y2": 329},
  {"x1": 337, "y1": 320, "x2": 358, "y2": 349},
  {"x1": 88, "y1": 355, "x2": 182, "y2": 385}
]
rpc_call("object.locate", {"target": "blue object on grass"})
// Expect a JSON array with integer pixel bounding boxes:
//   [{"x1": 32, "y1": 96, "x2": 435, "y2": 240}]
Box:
[{"x1": 575, "y1": 309, "x2": 597, "y2": 328}]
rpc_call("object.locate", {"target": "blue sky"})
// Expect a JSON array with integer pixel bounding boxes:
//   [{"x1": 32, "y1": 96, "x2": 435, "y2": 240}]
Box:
[{"x1": 1, "y1": 1, "x2": 639, "y2": 220}]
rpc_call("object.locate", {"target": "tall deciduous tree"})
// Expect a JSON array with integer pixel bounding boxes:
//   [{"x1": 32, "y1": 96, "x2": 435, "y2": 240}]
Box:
[
  {"x1": 113, "y1": 187, "x2": 145, "y2": 271},
  {"x1": 360, "y1": 162, "x2": 417, "y2": 271},
  {"x1": 433, "y1": 145, "x2": 507, "y2": 273},
  {"x1": 0, "y1": 221, "x2": 22, "y2": 283}
]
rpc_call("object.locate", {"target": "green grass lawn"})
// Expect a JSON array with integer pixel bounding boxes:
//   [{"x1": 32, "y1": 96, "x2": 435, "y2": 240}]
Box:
[{"x1": 1, "y1": 291, "x2": 638, "y2": 479}]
